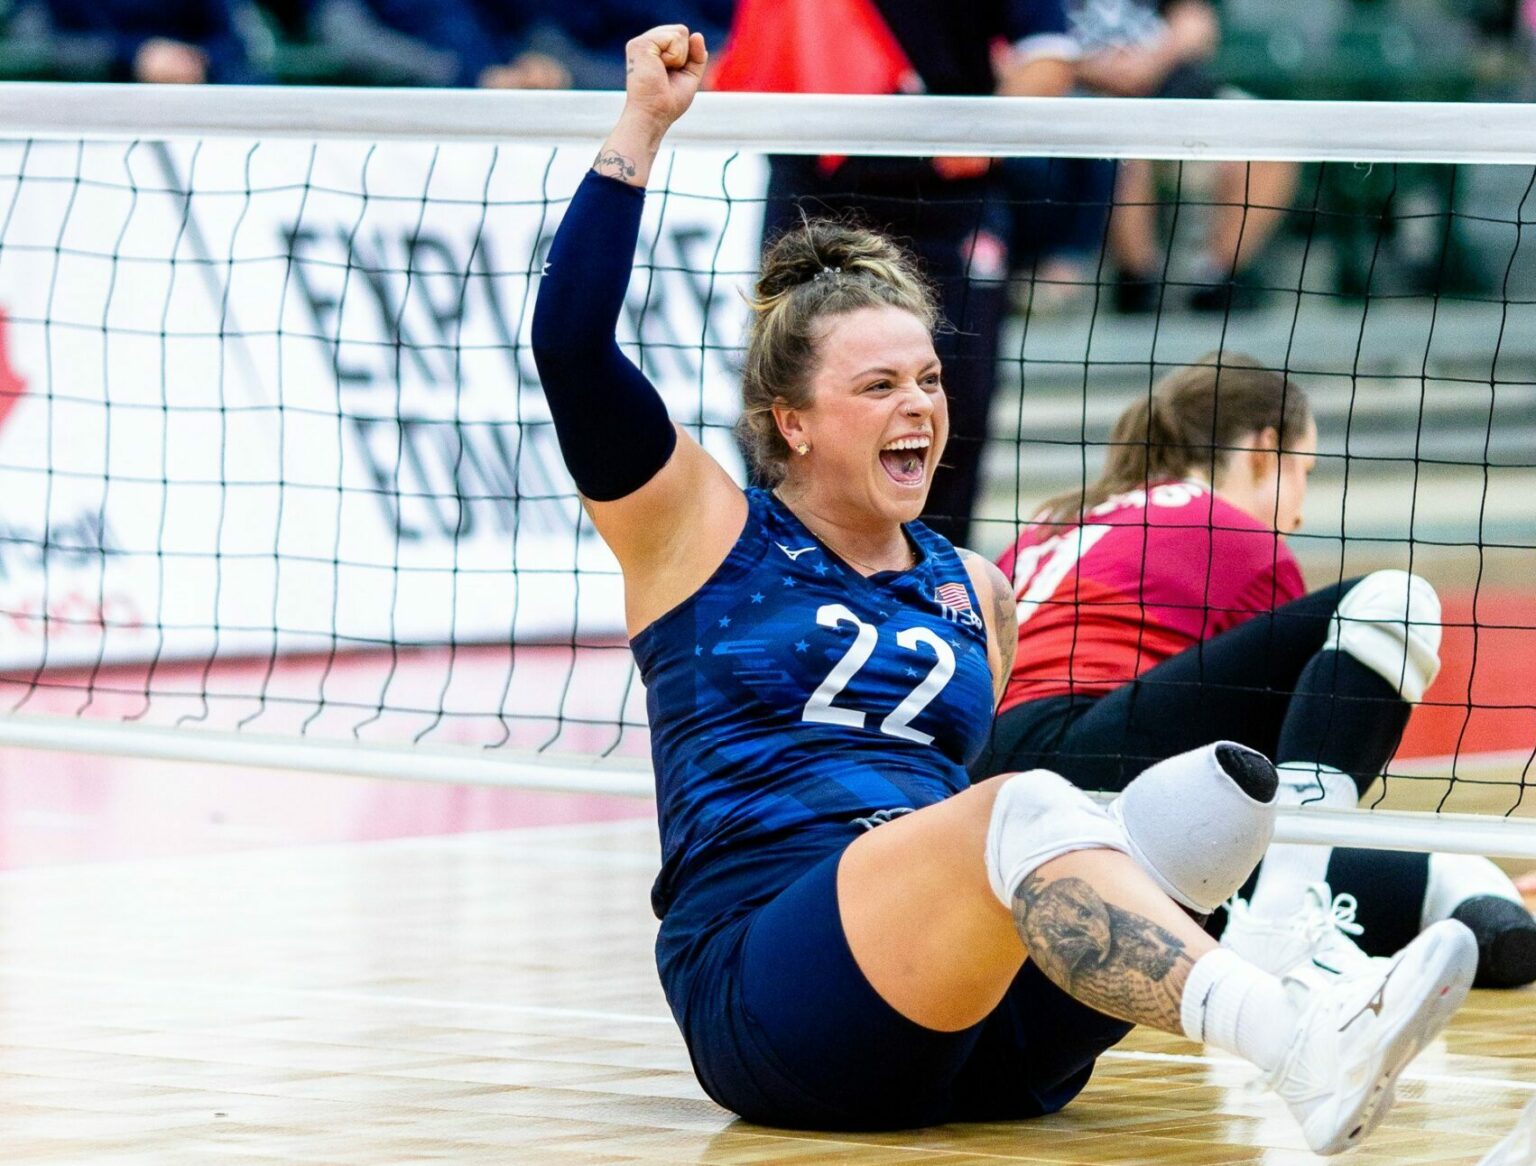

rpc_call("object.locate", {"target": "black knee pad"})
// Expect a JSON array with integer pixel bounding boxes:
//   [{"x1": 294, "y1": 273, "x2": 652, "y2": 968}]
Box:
[{"x1": 1451, "y1": 895, "x2": 1536, "y2": 989}]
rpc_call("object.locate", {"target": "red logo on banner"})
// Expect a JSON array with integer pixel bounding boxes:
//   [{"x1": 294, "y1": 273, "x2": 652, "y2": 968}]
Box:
[{"x1": 0, "y1": 308, "x2": 26, "y2": 432}]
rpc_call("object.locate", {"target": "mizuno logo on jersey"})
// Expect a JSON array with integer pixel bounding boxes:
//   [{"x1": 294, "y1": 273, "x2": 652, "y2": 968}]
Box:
[
  {"x1": 851, "y1": 807, "x2": 914, "y2": 831},
  {"x1": 777, "y1": 543, "x2": 819, "y2": 561},
  {"x1": 935, "y1": 582, "x2": 983, "y2": 629}
]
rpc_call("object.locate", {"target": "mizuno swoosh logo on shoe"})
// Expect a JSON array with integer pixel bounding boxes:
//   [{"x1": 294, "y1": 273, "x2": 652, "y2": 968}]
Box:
[
  {"x1": 777, "y1": 543, "x2": 818, "y2": 561},
  {"x1": 1313, "y1": 958, "x2": 1341, "y2": 975},
  {"x1": 1341, "y1": 965, "x2": 1395, "y2": 1030}
]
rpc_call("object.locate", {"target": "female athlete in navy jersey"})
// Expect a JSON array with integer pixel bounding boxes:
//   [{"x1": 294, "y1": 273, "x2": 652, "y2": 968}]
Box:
[
  {"x1": 530, "y1": 25, "x2": 1475, "y2": 1151},
  {"x1": 974, "y1": 355, "x2": 1536, "y2": 990}
]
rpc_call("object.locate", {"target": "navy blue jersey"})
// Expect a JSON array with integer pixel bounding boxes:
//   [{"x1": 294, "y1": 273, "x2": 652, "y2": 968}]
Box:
[{"x1": 634, "y1": 488, "x2": 994, "y2": 922}]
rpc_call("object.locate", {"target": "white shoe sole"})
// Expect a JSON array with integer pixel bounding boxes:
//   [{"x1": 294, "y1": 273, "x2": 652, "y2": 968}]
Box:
[{"x1": 1314, "y1": 920, "x2": 1477, "y2": 1155}]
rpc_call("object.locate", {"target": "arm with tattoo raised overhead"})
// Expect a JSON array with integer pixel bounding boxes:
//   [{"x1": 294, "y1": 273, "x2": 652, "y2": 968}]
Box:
[
  {"x1": 531, "y1": 25, "x2": 745, "y2": 635},
  {"x1": 959, "y1": 549, "x2": 1019, "y2": 707},
  {"x1": 529, "y1": 25, "x2": 709, "y2": 504}
]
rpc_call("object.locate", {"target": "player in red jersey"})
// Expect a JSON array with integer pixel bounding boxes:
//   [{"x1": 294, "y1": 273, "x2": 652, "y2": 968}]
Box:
[{"x1": 975, "y1": 353, "x2": 1536, "y2": 988}]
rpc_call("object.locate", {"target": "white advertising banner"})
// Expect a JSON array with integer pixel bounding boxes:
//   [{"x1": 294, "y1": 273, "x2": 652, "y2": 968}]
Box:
[{"x1": 0, "y1": 140, "x2": 763, "y2": 672}]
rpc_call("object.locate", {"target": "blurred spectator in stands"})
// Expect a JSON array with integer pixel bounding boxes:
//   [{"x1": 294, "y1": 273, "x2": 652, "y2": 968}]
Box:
[
  {"x1": 470, "y1": 1, "x2": 588, "y2": 89},
  {"x1": 1457, "y1": 0, "x2": 1523, "y2": 45},
  {"x1": 712, "y1": 0, "x2": 1076, "y2": 546},
  {"x1": 252, "y1": 0, "x2": 516, "y2": 88},
  {"x1": 257, "y1": 0, "x2": 734, "y2": 91},
  {"x1": 11, "y1": 0, "x2": 267, "y2": 83},
  {"x1": 527, "y1": 1, "x2": 734, "y2": 88},
  {"x1": 1460, "y1": 0, "x2": 1536, "y2": 99},
  {"x1": 256, "y1": 0, "x2": 305, "y2": 42},
  {"x1": 999, "y1": 154, "x2": 1116, "y2": 315},
  {"x1": 1069, "y1": 0, "x2": 1296, "y2": 312}
]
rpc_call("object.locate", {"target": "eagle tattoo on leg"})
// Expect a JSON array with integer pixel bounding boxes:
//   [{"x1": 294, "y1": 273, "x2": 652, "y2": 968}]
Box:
[{"x1": 1012, "y1": 874, "x2": 1195, "y2": 1030}]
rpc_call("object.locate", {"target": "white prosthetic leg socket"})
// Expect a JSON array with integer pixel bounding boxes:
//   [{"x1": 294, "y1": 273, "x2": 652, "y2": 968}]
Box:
[
  {"x1": 1247, "y1": 762, "x2": 1358, "y2": 918},
  {"x1": 1109, "y1": 743, "x2": 1278, "y2": 915},
  {"x1": 984, "y1": 769, "x2": 1129, "y2": 909},
  {"x1": 1324, "y1": 569, "x2": 1442, "y2": 703}
]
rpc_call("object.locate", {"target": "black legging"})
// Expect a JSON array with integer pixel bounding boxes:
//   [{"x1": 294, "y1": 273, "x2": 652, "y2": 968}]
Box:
[{"x1": 974, "y1": 580, "x2": 1432, "y2": 956}]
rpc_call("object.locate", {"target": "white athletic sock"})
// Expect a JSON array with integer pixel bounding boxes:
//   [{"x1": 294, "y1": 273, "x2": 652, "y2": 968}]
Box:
[
  {"x1": 1421, "y1": 853, "x2": 1524, "y2": 928},
  {"x1": 1180, "y1": 948, "x2": 1297, "y2": 1074},
  {"x1": 1247, "y1": 762, "x2": 1357, "y2": 918}
]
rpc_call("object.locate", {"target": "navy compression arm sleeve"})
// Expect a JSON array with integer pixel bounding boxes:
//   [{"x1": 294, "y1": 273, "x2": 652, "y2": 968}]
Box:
[{"x1": 530, "y1": 170, "x2": 678, "y2": 502}]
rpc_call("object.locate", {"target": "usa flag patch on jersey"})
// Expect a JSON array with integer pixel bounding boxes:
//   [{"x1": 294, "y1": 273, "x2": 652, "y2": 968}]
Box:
[{"x1": 935, "y1": 582, "x2": 981, "y2": 628}]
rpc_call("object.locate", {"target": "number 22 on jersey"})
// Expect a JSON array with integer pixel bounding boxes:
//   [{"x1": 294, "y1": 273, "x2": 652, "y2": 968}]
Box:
[{"x1": 801, "y1": 603, "x2": 955, "y2": 746}]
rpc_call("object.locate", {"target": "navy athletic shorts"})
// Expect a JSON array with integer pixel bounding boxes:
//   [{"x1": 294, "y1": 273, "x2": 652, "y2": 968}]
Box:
[{"x1": 669, "y1": 845, "x2": 1134, "y2": 1130}]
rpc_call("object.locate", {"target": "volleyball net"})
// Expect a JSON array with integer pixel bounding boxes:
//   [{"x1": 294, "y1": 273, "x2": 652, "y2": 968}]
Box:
[{"x1": 0, "y1": 87, "x2": 1532, "y2": 852}]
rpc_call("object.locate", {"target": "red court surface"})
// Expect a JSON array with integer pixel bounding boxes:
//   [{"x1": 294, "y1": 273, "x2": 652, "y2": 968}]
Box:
[{"x1": 1398, "y1": 589, "x2": 1536, "y2": 764}]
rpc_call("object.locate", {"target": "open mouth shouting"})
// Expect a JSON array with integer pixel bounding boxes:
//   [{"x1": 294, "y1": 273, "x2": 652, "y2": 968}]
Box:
[{"x1": 879, "y1": 434, "x2": 932, "y2": 487}]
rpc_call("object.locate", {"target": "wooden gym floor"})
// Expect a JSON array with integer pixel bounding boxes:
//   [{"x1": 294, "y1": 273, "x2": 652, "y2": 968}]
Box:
[{"x1": 0, "y1": 751, "x2": 1534, "y2": 1166}]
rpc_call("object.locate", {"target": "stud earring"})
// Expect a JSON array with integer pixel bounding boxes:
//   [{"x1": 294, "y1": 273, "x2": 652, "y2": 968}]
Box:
[{"x1": 795, "y1": 442, "x2": 811, "y2": 456}]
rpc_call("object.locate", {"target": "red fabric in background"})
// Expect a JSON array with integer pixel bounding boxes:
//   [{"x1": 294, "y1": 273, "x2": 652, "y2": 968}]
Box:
[{"x1": 710, "y1": 0, "x2": 918, "y2": 95}]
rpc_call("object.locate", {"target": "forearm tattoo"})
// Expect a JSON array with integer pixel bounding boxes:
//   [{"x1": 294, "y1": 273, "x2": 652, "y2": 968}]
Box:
[
  {"x1": 1012, "y1": 873, "x2": 1195, "y2": 1031},
  {"x1": 593, "y1": 149, "x2": 638, "y2": 182}
]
